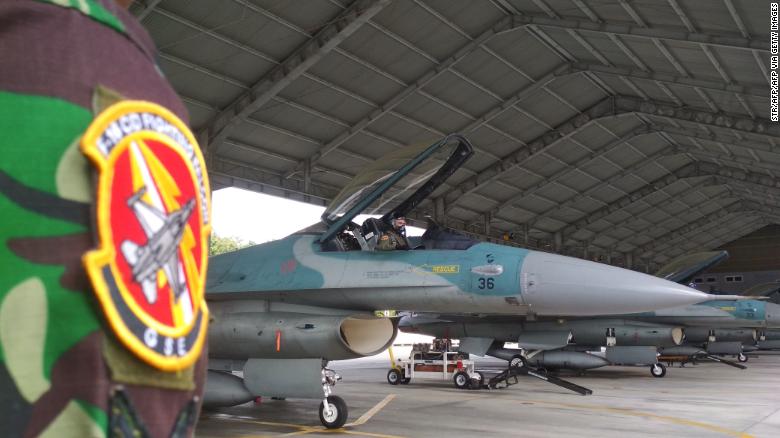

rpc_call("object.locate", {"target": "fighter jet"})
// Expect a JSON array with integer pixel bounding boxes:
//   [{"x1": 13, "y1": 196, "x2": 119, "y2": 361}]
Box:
[
  {"x1": 204, "y1": 135, "x2": 722, "y2": 428},
  {"x1": 400, "y1": 252, "x2": 778, "y2": 379},
  {"x1": 120, "y1": 187, "x2": 195, "y2": 304}
]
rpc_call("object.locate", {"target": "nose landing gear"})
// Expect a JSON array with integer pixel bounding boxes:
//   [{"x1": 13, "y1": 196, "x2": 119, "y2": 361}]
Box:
[{"x1": 319, "y1": 368, "x2": 347, "y2": 429}]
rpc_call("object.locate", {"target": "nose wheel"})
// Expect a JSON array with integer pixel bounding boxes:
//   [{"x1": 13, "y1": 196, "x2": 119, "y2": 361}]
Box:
[
  {"x1": 319, "y1": 396, "x2": 347, "y2": 429},
  {"x1": 320, "y1": 368, "x2": 347, "y2": 428},
  {"x1": 737, "y1": 353, "x2": 748, "y2": 363},
  {"x1": 650, "y1": 363, "x2": 667, "y2": 378}
]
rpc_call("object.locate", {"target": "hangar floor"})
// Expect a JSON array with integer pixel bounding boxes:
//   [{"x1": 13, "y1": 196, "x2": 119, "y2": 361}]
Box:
[{"x1": 197, "y1": 354, "x2": 780, "y2": 438}]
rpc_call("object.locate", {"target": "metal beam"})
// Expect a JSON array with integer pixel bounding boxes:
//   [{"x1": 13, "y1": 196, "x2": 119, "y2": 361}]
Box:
[
  {"x1": 210, "y1": 157, "x2": 338, "y2": 207},
  {"x1": 574, "y1": 63, "x2": 766, "y2": 99},
  {"x1": 484, "y1": 124, "x2": 656, "y2": 217},
  {"x1": 636, "y1": 200, "x2": 780, "y2": 257},
  {"x1": 654, "y1": 212, "x2": 777, "y2": 262},
  {"x1": 615, "y1": 96, "x2": 778, "y2": 136},
  {"x1": 563, "y1": 160, "x2": 780, "y2": 245},
  {"x1": 559, "y1": 162, "x2": 703, "y2": 240},
  {"x1": 135, "y1": 0, "x2": 162, "y2": 21},
  {"x1": 205, "y1": 0, "x2": 389, "y2": 149},
  {"x1": 281, "y1": 14, "x2": 519, "y2": 178},
  {"x1": 574, "y1": 177, "x2": 724, "y2": 251},
  {"x1": 441, "y1": 96, "x2": 618, "y2": 206},
  {"x1": 634, "y1": 201, "x2": 744, "y2": 256},
  {"x1": 507, "y1": 13, "x2": 769, "y2": 52},
  {"x1": 441, "y1": 95, "x2": 777, "y2": 213},
  {"x1": 659, "y1": 216, "x2": 768, "y2": 262}
]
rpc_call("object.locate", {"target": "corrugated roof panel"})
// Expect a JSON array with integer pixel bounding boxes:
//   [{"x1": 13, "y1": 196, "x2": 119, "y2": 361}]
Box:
[
  {"x1": 157, "y1": 57, "x2": 245, "y2": 108},
  {"x1": 486, "y1": 30, "x2": 563, "y2": 79},
  {"x1": 275, "y1": 81, "x2": 373, "y2": 128},
  {"x1": 252, "y1": 0, "x2": 346, "y2": 33},
  {"x1": 393, "y1": 92, "x2": 473, "y2": 133},
  {"x1": 372, "y1": 1, "x2": 469, "y2": 61},
  {"x1": 422, "y1": 70, "x2": 503, "y2": 119},
  {"x1": 306, "y1": 51, "x2": 406, "y2": 107},
  {"x1": 454, "y1": 48, "x2": 534, "y2": 99},
  {"x1": 678, "y1": 0, "x2": 741, "y2": 35},
  {"x1": 426, "y1": 0, "x2": 505, "y2": 37},
  {"x1": 245, "y1": 103, "x2": 342, "y2": 143},
  {"x1": 162, "y1": 0, "x2": 309, "y2": 60},
  {"x1": 338, "y1": 25, "x2": 436, "y2": 84}
]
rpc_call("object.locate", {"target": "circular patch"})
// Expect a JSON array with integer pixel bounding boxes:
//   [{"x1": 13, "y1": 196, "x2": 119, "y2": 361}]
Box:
[{"x1": 81, "y1": 101, "x2": 210, "y2": 371}]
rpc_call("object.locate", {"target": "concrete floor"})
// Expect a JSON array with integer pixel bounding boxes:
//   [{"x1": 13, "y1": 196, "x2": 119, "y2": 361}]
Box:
[{"x1": 196, "y1": 353, "x2": 780, "y2": 438}]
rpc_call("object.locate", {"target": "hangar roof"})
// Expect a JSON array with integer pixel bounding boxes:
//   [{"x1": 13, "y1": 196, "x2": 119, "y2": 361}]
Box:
[{"x1": 131, "y1": 0, "x2": 778, "y2": 270}]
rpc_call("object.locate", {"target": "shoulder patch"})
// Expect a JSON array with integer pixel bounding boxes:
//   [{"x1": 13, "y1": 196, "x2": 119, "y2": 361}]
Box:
[
  {"x1": 80, "y1": 101, "x2": 210, "y2": 371},
  {"x1": 380, "y1": 235, "x2": 389, "y2": 241}
]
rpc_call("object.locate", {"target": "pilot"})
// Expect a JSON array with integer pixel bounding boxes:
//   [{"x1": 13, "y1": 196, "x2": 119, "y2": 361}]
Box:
[
  {"x1": 1, "y1": 1, "x2": 208, "y2": 436},
  {"x1": 376, "y1": 215, "x2": 410, "y2": 251}
]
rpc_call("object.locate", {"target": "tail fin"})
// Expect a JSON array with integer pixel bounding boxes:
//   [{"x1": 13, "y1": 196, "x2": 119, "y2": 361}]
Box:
[{"x1": 654, "y1": 251, "x2": 729, "y2": 284}]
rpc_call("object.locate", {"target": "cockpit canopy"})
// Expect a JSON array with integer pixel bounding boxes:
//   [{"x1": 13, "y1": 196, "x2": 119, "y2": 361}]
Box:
[{"x1": 319, "y1": 134, "x2": 473, "y2": 244}]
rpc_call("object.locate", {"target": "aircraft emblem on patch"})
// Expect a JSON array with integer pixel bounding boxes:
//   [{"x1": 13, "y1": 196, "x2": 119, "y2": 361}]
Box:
[{"x1": 80, "y1": 101, "x2": 210, "y2": 371}]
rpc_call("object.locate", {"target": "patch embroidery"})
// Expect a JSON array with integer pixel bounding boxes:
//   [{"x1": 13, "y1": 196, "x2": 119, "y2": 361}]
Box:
[{"x1": 81, "y1": 101, "x2": 210, "y2": 371}]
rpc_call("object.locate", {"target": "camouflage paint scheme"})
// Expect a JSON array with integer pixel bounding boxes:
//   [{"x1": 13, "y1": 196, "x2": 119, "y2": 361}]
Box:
[{"x1": 207, "y1": 234, "x2": 529, "y2": 314}]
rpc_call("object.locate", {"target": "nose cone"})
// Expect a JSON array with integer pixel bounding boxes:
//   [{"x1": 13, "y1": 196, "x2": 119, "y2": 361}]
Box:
[
  {"x1": 520, "y1": 251, "x2": 710, "y2": 316},
  {"x1": 765, "y1": 303, "x2": 780, "y2": 328}
]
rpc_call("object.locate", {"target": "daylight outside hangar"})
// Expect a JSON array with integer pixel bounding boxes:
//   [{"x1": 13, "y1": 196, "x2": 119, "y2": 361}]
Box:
[{"x1": 131, "y1": 0, "x2": 776, "y2": 271}]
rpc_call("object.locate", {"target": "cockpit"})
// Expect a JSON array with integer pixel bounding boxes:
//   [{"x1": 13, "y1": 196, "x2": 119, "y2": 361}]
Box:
[
  {"x1": 317, "y1": 219, "x2": 480, "y2": 253},
  {"x1": 305, "y1": 134, "x2": 480, "y2": 253}
]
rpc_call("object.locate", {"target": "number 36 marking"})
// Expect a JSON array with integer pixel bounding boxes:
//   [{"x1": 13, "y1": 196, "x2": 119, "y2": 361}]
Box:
[{"x1": 478, "y1": 278, "x2": 494, "y2": 289}]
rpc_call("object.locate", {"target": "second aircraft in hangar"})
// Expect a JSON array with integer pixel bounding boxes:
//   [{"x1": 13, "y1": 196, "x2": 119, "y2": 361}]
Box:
[{"x1": 203, "y1": 134, "x2": 724, "y2": 428}]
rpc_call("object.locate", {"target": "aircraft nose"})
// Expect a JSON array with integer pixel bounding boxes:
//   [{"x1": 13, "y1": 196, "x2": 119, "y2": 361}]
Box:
[
  {"x1": 519, "y1": 251, "x2": 710, "y2": 316},
  {"x1": 765, "y1": 303, "x2": 780, "y2": 328}
]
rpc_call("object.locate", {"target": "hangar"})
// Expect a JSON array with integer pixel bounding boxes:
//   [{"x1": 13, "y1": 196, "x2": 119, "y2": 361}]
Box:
[
  {"x1": 132, "y1": 0, "x2": 777, "y2": 273},
  {"x1": 127, "y1": 0, "x2": 779, "y2": 436}
]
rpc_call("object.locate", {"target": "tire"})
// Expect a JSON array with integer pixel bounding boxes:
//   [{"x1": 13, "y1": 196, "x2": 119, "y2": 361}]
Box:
[
  {"x1": 319, "y1": 396, "x2": 348, "y2": 429},
  {"x1": 387, "y1": 368, "x2": 401, "y2": 385},
  {"x1": 737, "y1": 353, "x2": 748, "y2": 363},
  {"x1": 453, "y1": 371, "x2": 471, "y2": 389},
  {"x1": 509, "y1": 355, "x2": 526, "y2": 368},
  {"x1": 650, "y1": 363, "x2": 667, "y2": 378}
]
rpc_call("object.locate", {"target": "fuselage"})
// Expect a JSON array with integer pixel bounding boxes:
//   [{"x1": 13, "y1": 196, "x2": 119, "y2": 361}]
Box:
[{"x1": 206, "y1": 233, "x2": 710, "y2": 316}]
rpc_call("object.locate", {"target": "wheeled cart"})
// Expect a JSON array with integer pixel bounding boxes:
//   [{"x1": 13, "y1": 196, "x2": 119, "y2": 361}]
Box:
[{"x1": 387, "y1": 345, "x2": 483, "y2": 389}]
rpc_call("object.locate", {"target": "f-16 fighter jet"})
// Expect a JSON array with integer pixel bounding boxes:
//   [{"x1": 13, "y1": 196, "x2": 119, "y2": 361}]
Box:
[
  {"x1": 400, "y1": 252, "x2": 777, "y2": 380},
  {"x1": 121, "y1": 187, "x2": 195, "y2": 305},
  {"x1": 204, "y1": 135, "x2": 722, "y2": 428}
]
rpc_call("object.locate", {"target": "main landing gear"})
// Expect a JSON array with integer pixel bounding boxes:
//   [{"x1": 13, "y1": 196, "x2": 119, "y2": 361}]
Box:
[{"x1": 319, "y1": 368, "x2": 347, "y2": 429}]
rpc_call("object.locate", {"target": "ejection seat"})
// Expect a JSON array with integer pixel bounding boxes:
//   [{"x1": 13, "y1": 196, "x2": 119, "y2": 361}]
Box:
[{"x1": 361, "y1": 218, "x2": 385, "y2": 251}]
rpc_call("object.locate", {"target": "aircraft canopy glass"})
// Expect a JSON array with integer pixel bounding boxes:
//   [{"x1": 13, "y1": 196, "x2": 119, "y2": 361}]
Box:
[{"x1": 319, "y1": 134, "x2": 473, "y2": 243}]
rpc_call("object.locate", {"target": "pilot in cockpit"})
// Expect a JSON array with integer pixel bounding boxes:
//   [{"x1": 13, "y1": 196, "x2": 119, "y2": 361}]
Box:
[{"x1": 376, "y1": 215, "x2": 410, "y2": 251}]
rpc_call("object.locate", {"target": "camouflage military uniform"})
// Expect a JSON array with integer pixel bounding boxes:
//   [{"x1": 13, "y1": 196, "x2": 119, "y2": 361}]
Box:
[
  {"x1": 0, "y1": 1, "x2": 206, "y2": 436},
  {"x1": 376, "y1": 229, "x2": 409, "y2": 251}
]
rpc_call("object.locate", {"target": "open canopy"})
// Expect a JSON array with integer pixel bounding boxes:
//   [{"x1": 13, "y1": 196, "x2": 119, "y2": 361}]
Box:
[{"x1": 319, "y1": 134, "x2": 473, "y2": 242}]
